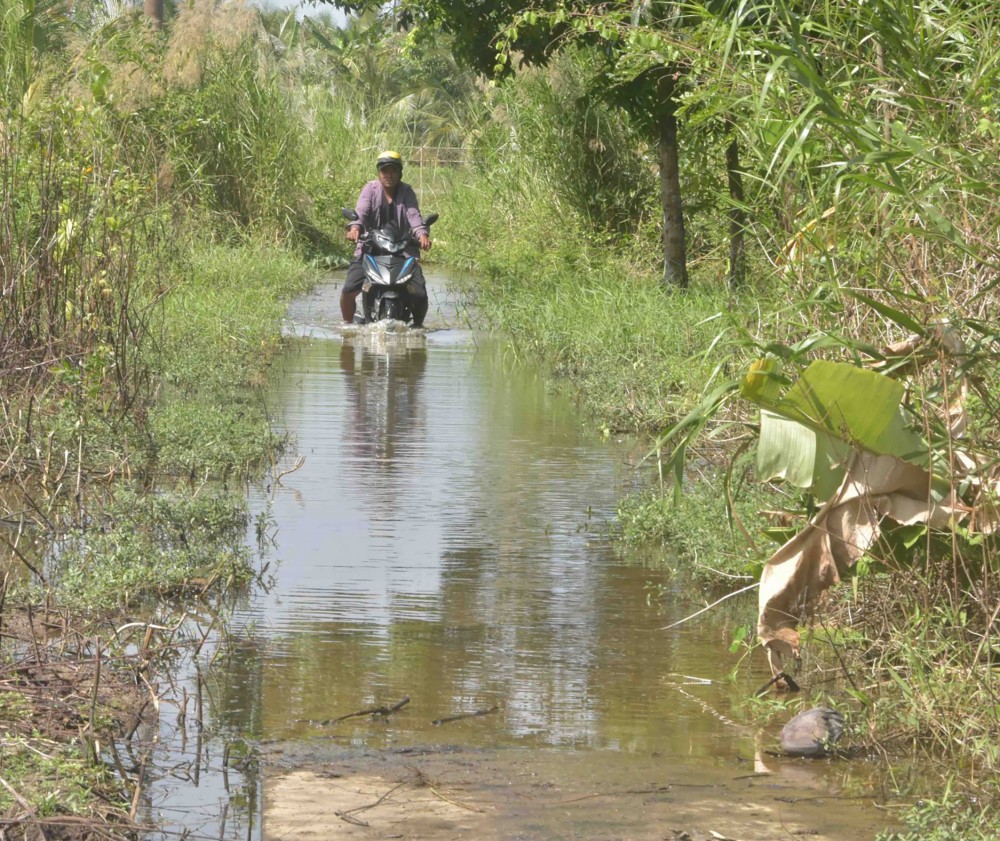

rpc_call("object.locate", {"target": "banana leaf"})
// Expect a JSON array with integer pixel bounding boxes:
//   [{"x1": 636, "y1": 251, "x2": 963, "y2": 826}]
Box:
[
  {"x1": 757, "y1": 410, "x2": 849, "y2": 499},
  {"x1": 747, "y1": 359, "x2": 929, "y2": 495}
]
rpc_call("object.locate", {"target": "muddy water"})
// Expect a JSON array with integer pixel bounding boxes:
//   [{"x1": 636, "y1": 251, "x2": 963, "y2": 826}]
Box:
[{"x1": 144, "y1": 275, "x2": 900, "y2": 840}]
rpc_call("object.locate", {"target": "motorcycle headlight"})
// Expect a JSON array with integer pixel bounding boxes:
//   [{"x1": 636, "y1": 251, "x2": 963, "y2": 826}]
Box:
[{"x1": 397, "y1": 257, "x2": 416, "y2": 285}]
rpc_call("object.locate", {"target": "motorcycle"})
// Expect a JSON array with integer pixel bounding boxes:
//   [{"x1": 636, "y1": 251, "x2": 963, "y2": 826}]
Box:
[{"x1": 342, "y1": 207, "x2": 439, "y2": 324}]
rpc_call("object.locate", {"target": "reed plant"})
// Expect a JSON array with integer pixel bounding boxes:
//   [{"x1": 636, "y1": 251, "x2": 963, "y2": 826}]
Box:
[
  {"x1": 0, "y1": 112, "x2": 155, "y2": 400},
  {"x1": 0, "y1": 0, "x2": 325, "y2": 477}
]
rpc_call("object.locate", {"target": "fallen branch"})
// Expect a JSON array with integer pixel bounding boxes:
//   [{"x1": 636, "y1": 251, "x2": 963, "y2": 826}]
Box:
[
  {"x1": 428, "y1": 785, "x2": 485, "y2": 813},
  {"x1": 322, "y1": 696, "x2": 411, "y2": 725},
  {"x1": 432, "y1": 705, "x2": 499, "y2": 726},
  {"x1": 129, "y1": 753, "x2": 148, "y2": 822},
  {"x1": 335, "y1": 778, "x2": 411, "y2": 825},
  {"x1": 0, "y1": 532, "x2": 46, "y2": 584},
  {"x1": 0, "y1": 773, "x2": 36, "y2": 815}
]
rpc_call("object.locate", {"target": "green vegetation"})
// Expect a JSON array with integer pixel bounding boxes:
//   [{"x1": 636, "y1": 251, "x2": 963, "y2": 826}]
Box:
[
  {"x1": 617, "y1": 480, "x2": 771, "y2": 582},
  {"x1": 878, "y1": 795, "x2": 1000, "y2": 841},
  {"x1": 0, "y1": 737, "x2": 120, "y2": 819},
  {"x1": 149, "y1": 241, "x2": 314, "y2": 476},
  {"x1": 51, "y1": 489, "x2": 254, "y2": 610},
  {"x1": 2, "y1": 0, "x2": 998, "y2": 835}
]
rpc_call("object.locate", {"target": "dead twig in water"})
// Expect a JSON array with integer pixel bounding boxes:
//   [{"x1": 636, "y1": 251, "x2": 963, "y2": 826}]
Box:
[
  {"x1": 547, "y1": 785, "x2": 674, "y2": 805},
  {"x1": 658, "y1": 582, "x2": 759, "y2": 631},
  {"x1": 753, "y1": 672, "x2": 800, "y2": 696},
  {"x1": 90, "y1": 637, "x2": 101, "y2": 735},
  {"x1": 670, "y1": 686, "x2": 743, "y2": 730},
  {"x1": 125, "y1": 697, "x2": 151, "y2": 742},
  {"x1": 432, "y1": 705, "x2": 499, "y2": 726},
  {"x1": 0, "y1": 532, "x2": 46, "y2": 584},
  {"x1": 321, "y1": 696, "x2": 410, "y2": 726},
  {"x1": 129, "y1": 753, "x2": 148, "y2": 822},
  {"x1": 273, "y1": 456, "x2": 305, "y2": 487}
]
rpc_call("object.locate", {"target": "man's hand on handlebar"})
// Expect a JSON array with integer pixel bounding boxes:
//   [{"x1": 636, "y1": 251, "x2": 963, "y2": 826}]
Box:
[
  {"x1": 419, "y1": 234, "x2": 431, "y2": 251},
  {"x1": 346, "y1": 226, "x2": 360, "y2": 242}
]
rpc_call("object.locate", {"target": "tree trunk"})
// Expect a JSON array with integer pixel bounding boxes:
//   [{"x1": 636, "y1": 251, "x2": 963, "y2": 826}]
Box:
[
  {"x1": 726, "y1": 131, "x2": 746, "y2": 289},
  {"x1": 657, "y1": 96, "x2": 688, "y2": 288},
  {"x1": 144, "y1": 0, "x2": 164, "y2": 29}
]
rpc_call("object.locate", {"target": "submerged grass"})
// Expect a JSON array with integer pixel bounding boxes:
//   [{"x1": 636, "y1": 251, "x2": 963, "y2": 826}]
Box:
[
  {"x1": 617, "y1": 478, "x2": 776, "y2": 582},
  {"x1": 50, "y1": 488, "x2": 254, "y2": 612}
]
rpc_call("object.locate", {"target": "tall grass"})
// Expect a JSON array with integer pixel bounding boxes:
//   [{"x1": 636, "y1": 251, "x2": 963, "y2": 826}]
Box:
[
  {"x1": 158, "y1": 0, "x2": 303, "y2": 231},
  {"x1": 680, "y1": 0, "x2": 1000, "y2": 813},
  {"x1": 0, "y1": 111, "x2": 154, "y2": 401},
  {"x1": 1, "y1": 0, "x2": 160, "y2": 489},
  {"x1": 0, "y1": 0, "x2": 323, "y2": 433},
  {"x1": 712, "y1": 0, "x2": 1000, "y2": 305},
  {"x1": 431, "y1": 57, "x2": 755, "y2": 432}
]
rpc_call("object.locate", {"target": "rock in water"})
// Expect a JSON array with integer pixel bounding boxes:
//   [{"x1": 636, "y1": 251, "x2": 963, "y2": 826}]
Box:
[{"x1": 780, "y1": 707, "x2": 845, "y2": 757}]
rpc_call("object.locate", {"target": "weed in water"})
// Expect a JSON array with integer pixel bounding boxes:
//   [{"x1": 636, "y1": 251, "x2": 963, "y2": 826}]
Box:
[
  {"x1": 48, "y1": 488, "x2": 253, "y2": 612},
  {"x1": 146, "y1": 240, "x2": 317, "y2": 477},
  {"x1": 616, "y1": 479, "x2": 771, "y2": 584},
  {"x1": 0, "y1": 738, "x2": 118, "y2": 818}
]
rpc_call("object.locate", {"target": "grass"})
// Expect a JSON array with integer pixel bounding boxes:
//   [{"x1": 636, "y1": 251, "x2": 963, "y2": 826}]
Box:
[
  {"x1": 616, "y1": 477, "x2": 776, "y2": 582},
  {"x1": 0, "y1": 738, "x2": 120, "y2": 819},
  {"x1": 435, "y1": 166, "x2": 761, "y2": 436},
  {"x1": 877, "y1": 796, "x2": 1000, "y2": 841},
  {"x1": 49, "y1": 488, "x2": 254, "y2": 612},
  {"x1": 146, "y1": 238, "x2": 319, "y2": 477}
]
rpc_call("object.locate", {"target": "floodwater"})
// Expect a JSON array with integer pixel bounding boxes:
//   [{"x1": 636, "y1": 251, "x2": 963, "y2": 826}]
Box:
[{"x1": 140, "y1": 274, "x2": 902, "y2": 840}]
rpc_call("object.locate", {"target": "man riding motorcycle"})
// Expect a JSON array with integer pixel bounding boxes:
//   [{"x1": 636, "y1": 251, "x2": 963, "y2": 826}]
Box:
[{"x1": 340, "y1": 151, "x2": 432, "y2": 327}]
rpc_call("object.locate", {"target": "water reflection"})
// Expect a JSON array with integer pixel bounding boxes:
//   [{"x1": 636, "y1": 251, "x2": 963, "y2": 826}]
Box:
[
  {"x1": 339, "y1": 336, "x2": 427, "y2": 471},
  {"x1": 234, "y1": 327, "x2": 768, "y2": 759},
  {"x1": 142, "y1": 282, "x2": 897, "y2": 839}
]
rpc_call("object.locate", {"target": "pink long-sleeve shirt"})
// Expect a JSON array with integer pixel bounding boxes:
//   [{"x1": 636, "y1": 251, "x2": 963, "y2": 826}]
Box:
[{"x1": 349, "y1": 179, "x2": 428, "y2": 259}]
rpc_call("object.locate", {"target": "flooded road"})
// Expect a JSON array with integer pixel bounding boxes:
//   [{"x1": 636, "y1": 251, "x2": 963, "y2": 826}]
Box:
[{"x1": 144, "y1": 275, "x2": 900, "y2": 839}]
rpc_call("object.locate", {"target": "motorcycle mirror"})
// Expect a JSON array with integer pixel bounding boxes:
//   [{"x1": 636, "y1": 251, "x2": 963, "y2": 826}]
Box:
[
  {"x1": 423, "y1": 212, "x2": 439, "y2": 227},
  {"x1": 341, "y1": 207, "x2": 360, "y2": 222}
]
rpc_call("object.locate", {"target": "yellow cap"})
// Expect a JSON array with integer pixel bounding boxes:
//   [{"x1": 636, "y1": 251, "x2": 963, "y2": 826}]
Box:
[{"x1": 376, "y1": 151, "x2": 403, "y2": 170}]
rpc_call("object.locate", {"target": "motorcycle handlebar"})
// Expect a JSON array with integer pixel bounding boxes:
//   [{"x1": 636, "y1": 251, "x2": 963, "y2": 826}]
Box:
[{"x1": 341, "y1": 207, "x2": 439, "y2": 237}]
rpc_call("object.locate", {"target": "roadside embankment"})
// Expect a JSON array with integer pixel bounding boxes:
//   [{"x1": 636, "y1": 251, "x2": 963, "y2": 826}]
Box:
[{"x1": 0, "y1": 235, "x2": 320, "y2": 835}]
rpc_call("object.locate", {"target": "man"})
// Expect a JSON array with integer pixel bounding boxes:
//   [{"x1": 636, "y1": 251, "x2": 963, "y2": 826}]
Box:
[{"x1": 341, "y1": 150, "x2": 432, "y2": 327}]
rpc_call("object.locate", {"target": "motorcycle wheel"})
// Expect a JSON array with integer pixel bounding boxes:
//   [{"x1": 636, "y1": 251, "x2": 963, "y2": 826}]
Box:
[{"x1": 382, "y1": 297, "x2": 402, "y2": 321}]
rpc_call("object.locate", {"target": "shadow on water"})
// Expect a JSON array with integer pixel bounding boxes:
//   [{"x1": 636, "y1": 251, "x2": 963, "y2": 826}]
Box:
[{"x1": 140, "y1": 274, "x2": 905, "y2": 840}]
